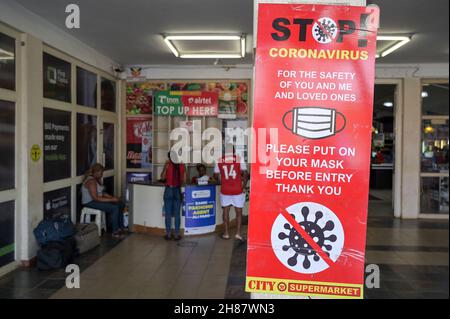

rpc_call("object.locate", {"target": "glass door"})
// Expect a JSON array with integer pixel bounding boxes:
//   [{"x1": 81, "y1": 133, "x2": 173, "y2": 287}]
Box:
[{"x1": 100, "y1": 120, "x2": 116, "y2": 196}]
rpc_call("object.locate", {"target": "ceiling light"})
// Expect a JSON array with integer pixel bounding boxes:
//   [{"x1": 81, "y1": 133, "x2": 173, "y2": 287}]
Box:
[
  {"x1": 165, "y1": 35, "x2": 241, "y2": 41},
  {"x1": 376, "y1": 35, "x2": 411, "y2": 58},
  {"x1": 163, "y1": 34, "x2": 246, "y2": 59},
  {"x1": 424, "y1": 125, "x2": 434, "y2": 134},
  {"x1": 421, "y1": 91, "x2": 429, "y2": 98},
  {"x1": 383, "y1": 101, "x2": 393, "y2": 107},
  {"x1": 180, "y1": 54, "x2": 243, "y2": 59},
  {"x1": 163, "y1": 37, "x2": 179, "y2": 57}
]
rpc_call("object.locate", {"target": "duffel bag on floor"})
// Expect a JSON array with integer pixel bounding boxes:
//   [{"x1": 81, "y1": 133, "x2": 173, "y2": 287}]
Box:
[
  {"x1": 36, "y1": 238, "x2": 77, "y2": 271},
  {"x1": 75, "y1": 223, "x2": 100, "y2": 254},
  {"x1": 33, "y1": 217, "x2": 75, "y2": 246}
]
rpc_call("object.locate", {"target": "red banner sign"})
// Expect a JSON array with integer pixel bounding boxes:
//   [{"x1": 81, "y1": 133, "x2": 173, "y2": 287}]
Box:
[
  {"x1": 181, "y1": 91, "x2": 218, "y2": 116},
  {"x1": 246, "y1": 4, "x2": 379, "y2": 299}
]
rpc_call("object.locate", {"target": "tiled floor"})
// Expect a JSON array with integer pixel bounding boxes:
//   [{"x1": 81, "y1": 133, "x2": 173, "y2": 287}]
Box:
[
  {"x1": 0, "y1": 191, "x2": 448, "y2": 299},
  {"x1": 0, "y1": 235, "x2": 122, "y2": 299},
  {"x1": 364, "y1": 190, "x2": 448, "y2": 298},
  {"x1": 50, "y1": 232, "x2": 235, "y2": 299}
]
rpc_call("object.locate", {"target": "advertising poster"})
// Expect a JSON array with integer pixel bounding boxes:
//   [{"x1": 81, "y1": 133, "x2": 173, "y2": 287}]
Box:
[
  {"x1": 43, "y1": 108, "x2": 71, "y2": 182},
  {"x1": 246, "y1": 4, "x2": 379, "y2": 298},
  {"x1": 181, "y1": 91, "x2": 218, "y2": 116},
  {"x1": 153, "y1": 91, "x2": 184, "y2": 116},
  {"x1": 43, "y1": 187, "x2": 71, "y2": 219},
  {"x1": 126, "y1": 117, "x2": 152, "y2": 168},
  {"x1": 184, "y1": 185, "x2": 216, "y2": 235},
  {"x1": 43, "y1": 53, "x2": 71, "y2": 103},
  {"x1": 209, "y1": 82, "x2": 249, "y2": 119},
  {"x1": 126, "y1": 82, "x2": 165, "y2": 115}
]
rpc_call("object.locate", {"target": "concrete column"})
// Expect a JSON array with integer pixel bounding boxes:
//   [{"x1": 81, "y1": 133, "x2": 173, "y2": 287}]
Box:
[
  {"x1": 251, "y1": 0, "x2": 366, "y2": 300},
  {"x1": 18, "y1": 34, "x2": 44, "y2": 263},
  {"x1": 400, "y1": 77, "x2": 421, "y2": 219}
]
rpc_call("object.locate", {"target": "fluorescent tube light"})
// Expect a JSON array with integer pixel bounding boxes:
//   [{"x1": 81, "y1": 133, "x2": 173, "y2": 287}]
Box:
[
  {"x1": 163, "y1": 37, "x2": 179, "y2": 57},
  {"x1": 163, "y1": 34, "x2": 246, "y2": 59},
  {"x1": 376, "y1": 35, "x2": 411, "y2": 58},
  {"x1": 180, "y1": 54, "x2": 243, "y2": 59},
  {"x1": 241, "y1": 36, "x2": 246, "y2": 57},
  {"x1": 165, "y1": 35, "x2": 241, "y2": 41}
]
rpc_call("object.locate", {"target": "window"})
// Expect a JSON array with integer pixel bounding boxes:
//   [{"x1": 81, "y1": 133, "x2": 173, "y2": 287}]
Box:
[
  {"x1": 103, "y1": 122, "x2": 114, "y2": 170},
  {"x1": 421, "y1": 119, "x2": 449, "y2": 173},
  {"x1": 421, "y1": 177, "x2": 449, "y2": 214},
  {"x1": 101, "y1": 77, "x2": 116, "y2": 112},
  {"x1": 0, "y1": 100, "x2": 15, "y2": 191},
  {"x1": 77, "y1": 113, "x2": 97, "y2": 176},
  {"x1": 0, "y1": 32, "x2": 15, "y2": 91},
  {"x1": 77, "y1": 67, "x2": 97, "y2": 108},
  {"x1": 43, "y1": 108, "x2": 71, "y2": 182},
  {"x1": 43, "y1": 53, "x2": 71, "y2": 103},
  {"x1": 0, "y1": 200, "x2": 15, "y2": 267},
  {"x1": 422, "y1": 83, "x2": 449, "y2": 116},
  {"x1": 420, "y1": 81, "x2": 449, "y2": 215},
  {"x1": 103, "y1": 176, "x2": 114, "y2": 195}
]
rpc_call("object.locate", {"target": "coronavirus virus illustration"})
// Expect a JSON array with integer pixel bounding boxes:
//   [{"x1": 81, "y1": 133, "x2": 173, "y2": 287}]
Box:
[
  {"x1": 278, "y1": 206, "x2": 337, "y2": 270},
  {"x1": 271, "y1": 202, "x2": 345, "y2": 274},
  {"x1": 312, "y1": 17, "x2": 338, "y2": 44}
]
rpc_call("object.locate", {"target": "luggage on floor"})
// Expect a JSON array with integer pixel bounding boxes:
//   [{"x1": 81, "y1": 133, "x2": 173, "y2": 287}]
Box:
[
  {"x1": 33, "y1": 217, "x2": 75, "y2": 246},
  {"x1": 36, "y1": 238, "x2": 77, "y2": 271},
  {"x1": 75, "y1": 223, "x2": 100, "y2": 254}
]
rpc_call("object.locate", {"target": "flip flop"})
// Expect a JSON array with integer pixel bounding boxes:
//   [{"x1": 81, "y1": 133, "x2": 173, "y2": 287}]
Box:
[
  {"x1": 235, "y1": 235, "x2": 245, "y2": 242},
  {"x1": 221, "y1": 234, "x2": 230, "y2": 240}
]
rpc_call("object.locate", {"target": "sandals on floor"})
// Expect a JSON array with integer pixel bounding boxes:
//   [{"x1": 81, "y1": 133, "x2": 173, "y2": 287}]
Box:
[
  {"x1": 221, "y1": 234, "x2": 230, "y2": 240},
  {"x1": 235, "y1": 234, "x2": 245, "y2": 242}
]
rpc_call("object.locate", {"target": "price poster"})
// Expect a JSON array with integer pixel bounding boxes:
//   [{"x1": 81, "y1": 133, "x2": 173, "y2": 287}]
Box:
[{"x1": 246, "y1": 4, "x2": 379, "y2": 299}]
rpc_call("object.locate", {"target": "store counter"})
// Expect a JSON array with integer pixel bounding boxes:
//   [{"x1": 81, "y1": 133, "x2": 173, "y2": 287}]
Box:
[
  {"x1": 128, "y1": 182, "x2": 249, "y2": 235},
  {"x1": 370, "y1": 163, "x2": 393, "y2": 189}
]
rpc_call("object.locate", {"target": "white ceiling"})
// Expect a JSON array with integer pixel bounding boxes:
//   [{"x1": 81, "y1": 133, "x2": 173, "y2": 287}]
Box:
[{"x1": 13, "y1": 0, "x2": 449, "y2": 66}]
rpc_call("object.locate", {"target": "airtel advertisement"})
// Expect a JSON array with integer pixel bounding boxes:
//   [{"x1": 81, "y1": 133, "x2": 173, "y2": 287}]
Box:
[{"x1": 246, "y1": 4, "x2": 379, "y2": 298}]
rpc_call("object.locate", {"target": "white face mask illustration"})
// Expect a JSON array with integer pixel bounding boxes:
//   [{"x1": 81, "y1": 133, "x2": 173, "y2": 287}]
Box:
[{"x1": 282, "y1": 107, "x2": 346, "y2": 139}]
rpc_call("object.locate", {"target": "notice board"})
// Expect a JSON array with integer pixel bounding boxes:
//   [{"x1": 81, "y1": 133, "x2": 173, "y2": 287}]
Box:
[{"x1": 246, "y1": 4, "x2": 379, "y2": 298}]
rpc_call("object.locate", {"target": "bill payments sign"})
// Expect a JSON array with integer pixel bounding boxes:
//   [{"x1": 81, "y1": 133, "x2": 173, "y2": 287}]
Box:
[
  {"x1": 184, "y1": 185, "x2": 216, "y2": 235},
  {"x1": 246, "y1": 4, "x2": 379, "y2": 298}
]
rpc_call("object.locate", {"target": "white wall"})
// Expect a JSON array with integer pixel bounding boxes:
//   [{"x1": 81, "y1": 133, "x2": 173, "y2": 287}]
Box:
[
  {"x1": 0, "y1": 0, "x2": 117, "y2": 74},
  {"x1": 122, "y1": 65, "x2": 253, "y2": 80},
  {"x1": 376, "y1": 63, "x2": 449, "y2": 79}
]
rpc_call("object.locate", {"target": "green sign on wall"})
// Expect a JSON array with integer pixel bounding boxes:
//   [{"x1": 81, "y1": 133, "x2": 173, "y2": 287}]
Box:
[{"x1": 154, "y1": 91, "x2": 184, "y2": 116}]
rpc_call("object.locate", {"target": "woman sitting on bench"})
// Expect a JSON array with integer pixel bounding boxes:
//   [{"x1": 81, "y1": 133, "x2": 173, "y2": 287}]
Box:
[{"x1": 81, "y1": 163, "x2": 126, "y2": 238}]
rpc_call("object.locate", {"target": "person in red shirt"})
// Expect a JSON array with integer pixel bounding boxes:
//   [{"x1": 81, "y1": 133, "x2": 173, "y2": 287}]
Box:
[
  {"x1": 214, "y1": 148, "x2": 248, "y2": 241},
  {"x1": 160, "y1": 151, "x2": 186, "y2": 241}
]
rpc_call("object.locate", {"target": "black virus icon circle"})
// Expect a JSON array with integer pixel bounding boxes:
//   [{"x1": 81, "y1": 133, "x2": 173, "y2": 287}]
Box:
[
  {"x1": 312, "y1": 17, "x2": 338, "y2": 44},
  {"x1": 278, "y1": 206, "x2": 337, "y2": 270},
  {"x1": 271, "y1": 202, "x2": 344, "y2": 274}
]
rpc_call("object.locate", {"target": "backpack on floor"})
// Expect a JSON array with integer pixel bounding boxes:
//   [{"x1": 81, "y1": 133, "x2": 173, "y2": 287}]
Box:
[
  {"x1": 33, "y1": 217, "x2": 75, "y2": 246},
  {"x1": 36, "y1": 238, "x2": 77, "y2": 271}
]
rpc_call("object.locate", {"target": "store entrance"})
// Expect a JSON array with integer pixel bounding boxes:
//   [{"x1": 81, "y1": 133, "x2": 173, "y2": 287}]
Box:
[{"x1": 369, "y1": 84, "x2": 397, "y2": 218}]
